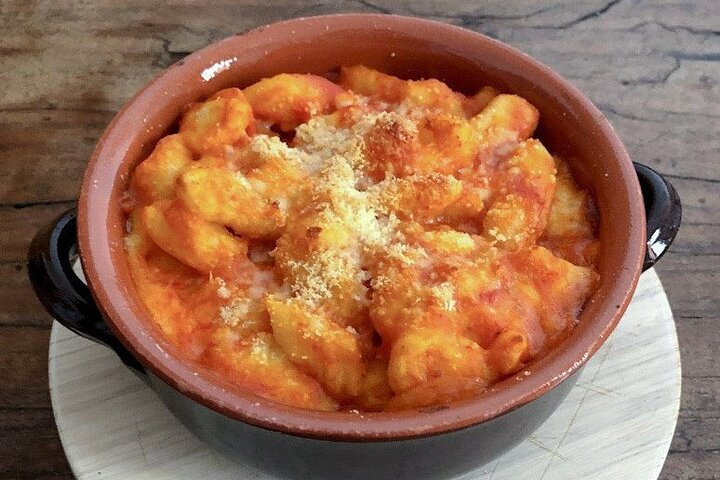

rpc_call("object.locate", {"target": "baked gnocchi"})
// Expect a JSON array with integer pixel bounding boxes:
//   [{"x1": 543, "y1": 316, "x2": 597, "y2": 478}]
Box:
[{"x1": 123, "y1": 66, "x2": 600, "y2": 412}]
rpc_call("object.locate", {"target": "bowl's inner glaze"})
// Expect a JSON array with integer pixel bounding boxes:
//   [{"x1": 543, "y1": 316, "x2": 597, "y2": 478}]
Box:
[{"x1": 78, "y1": 15, "x2": 644, "y2": 440}]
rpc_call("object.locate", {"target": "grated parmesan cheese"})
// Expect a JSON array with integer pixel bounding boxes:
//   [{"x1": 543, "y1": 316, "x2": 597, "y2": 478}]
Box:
[
  {"x1": 248, "y1": 134, "x2": 309, "y2": 168},
  {"x1": 219, "y1": 297, "x2": 252, "y2": 327},
  {"x1": 267, "y1": 112, "x2": 438, "y2": 309},
  {"x1": 430, "y1": 282, "x2": 458, "y2": 312},
  {"x1": 227, "y1": 108, "x2": 441, "y2": 315},
  {"x1": 249, "y1": 335, "x2": 270, "y2": 363},
  {"x1": 215, "y1": 277, "x2": 232, "y2": 299}
]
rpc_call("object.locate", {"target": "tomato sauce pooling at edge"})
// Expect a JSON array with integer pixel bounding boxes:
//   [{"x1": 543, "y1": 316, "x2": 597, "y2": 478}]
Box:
[{"x1": 123, "y1": 66, "x2": 600, "y2": 412}]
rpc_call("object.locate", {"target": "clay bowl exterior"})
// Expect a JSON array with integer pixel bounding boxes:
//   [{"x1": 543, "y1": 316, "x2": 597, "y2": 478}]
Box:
[{"x1": 73, "y1": 14, "x2": 644, "y2": 479}]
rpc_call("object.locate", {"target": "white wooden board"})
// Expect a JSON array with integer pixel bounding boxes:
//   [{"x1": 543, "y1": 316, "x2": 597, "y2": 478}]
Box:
[{"x1": 48, "y1": 268, "x2": 680, "y2": 480}]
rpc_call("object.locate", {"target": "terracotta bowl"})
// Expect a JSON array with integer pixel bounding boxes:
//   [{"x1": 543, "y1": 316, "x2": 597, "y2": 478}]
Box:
[{"x1": 28, "y1": 14, "x2": 681, "y2": 480}]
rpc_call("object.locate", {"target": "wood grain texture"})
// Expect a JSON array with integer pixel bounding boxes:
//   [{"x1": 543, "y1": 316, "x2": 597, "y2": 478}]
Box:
[
  {"x1": 0, "y1": 263, "x2": 55, "y2": 327},
  {"x1": 0, "y1": 204, "x2": 75, "y2": 263},
  {"x1": 0, "y1": 326, "x2": 72, "y2": 479},
  {"x1": 2, "y1": 0, "x2": 718, "y2": 478},
  {"x1": 0, "y1": 112, "x2": 108, "y2": 204},
  {"x1": 47, "y1": 271, "x2": 680, "y2": 480}
]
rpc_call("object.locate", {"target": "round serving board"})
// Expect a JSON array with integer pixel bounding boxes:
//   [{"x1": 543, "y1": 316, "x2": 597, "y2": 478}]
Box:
[{"x1": 48, "y1": 269, "x2": 680, "y2": 480}]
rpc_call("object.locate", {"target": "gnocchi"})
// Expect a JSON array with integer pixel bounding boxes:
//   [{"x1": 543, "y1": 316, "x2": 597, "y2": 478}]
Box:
[{"x1": 124, "y1": 66, "x2": 600, "y2": 412}]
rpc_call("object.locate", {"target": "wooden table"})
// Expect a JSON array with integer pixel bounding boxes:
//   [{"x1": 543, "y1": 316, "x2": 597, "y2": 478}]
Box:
[{"x1": 1, "y1": 1, "x2": 717, "y2": 478}]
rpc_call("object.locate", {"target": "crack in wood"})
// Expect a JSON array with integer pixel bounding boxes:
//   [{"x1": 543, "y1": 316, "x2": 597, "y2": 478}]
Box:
[
  {"x1": 620, "y1": 57, "x2": 680, "y2": 86},
  {"x1": 0, "y1": 473, "x2": 71, "y2": 480},
  {"x1": 663, "y1": 174, "x2": 720, "y2": 184},
  {"x1": 0, "y1": 107, "x2": 116, "y2": 114},
  {"x1": 654, "y1": 110, "x2": 720, "y2": 120},
  {"x1": 0, "y1": 261, "x2": 24, "y2": 268},
  {"x1": 557, "y1": 0, "x2": 623, "y2": 29},
  {"x1": 0, "y1": 406, "x2": 54, "y2": 411},
  {"x1": 599, "y1": 102, "x2": 720, "y2": 123},
  {"x1": 669, "y1": 249, "x2": 720, "y2": 257},
  {"x1": 150, "y1": 34, "x2": 192, "y2": 69},
  {"x1": 0, "y1": 324, "x2": 53, "y2": 330},
  {"x1": 682, "y1": 222, "x2": 720, "y2": 227},
  {"x1": 669, "y1": 447, "x2": 720, "y2": 454},
  {"x1": 2, "y1": 199, "x2": 76, "y2": 210},
  {"x1": 670, "y1": 52, "x2": 720, "y2": 62},
  {"x1": 354, "y1": 0, "x2": 392, "y2": 14},
  {"x1": 629, "y1": 20, "x2": 720, "y2": 38},
  {"x1": 597, "y1": 103, "x2": 655, "y2": 122},
  {"x1": 617, "y1": 52, "x2": 720, "y2": 90},
  {"x1": 425, "y1": 5, "x2": 556, "y2": 26},
  {"x1": 0, "y1": 425, "x2": 59, "y2": 433}
]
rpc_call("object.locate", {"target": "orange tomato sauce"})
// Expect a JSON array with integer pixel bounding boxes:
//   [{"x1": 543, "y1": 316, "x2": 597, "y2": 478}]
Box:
[{"x1": 123, "y1": 66, "x2": 600, "y2": 412}]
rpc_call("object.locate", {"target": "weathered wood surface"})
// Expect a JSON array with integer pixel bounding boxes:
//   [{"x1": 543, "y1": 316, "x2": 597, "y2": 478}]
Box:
[{"x1": 0, "y1": 1, "x2": 717, "y2": 478}]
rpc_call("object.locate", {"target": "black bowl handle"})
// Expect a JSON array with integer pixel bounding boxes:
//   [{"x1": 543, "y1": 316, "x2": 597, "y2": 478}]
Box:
[
  {"x1": 634, "y1": 163, "x2": 682, "y2": 271},
  {"x1": 28, "y1": 208, "x2": 145, "y2": 374}
]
